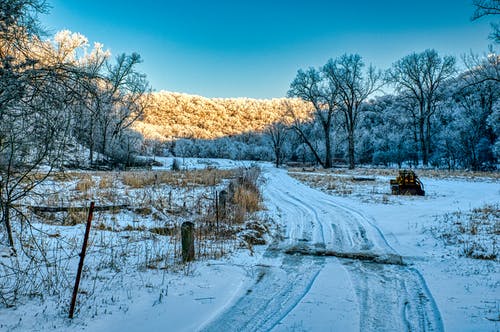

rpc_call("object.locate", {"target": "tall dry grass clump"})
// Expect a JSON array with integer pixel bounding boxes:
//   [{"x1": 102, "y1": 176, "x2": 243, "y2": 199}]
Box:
[
  {"x1": 122, "y1": 172, "x2": 157, "y2": 188},
  {"x1": 229, "y1": 167, "x2": 261, "y2": 223},
  {"x1": 98, "y1": 174, "x2": 114, "y2": 189},
  {"x1": 75, "y1": 174, "x2": 94, "y2": 192}
]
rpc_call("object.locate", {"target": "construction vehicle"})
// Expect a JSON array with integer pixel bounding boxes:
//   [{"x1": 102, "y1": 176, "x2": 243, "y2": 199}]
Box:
[{"x1": 390, "y1": 170, "x2": 425, "y2": 196}]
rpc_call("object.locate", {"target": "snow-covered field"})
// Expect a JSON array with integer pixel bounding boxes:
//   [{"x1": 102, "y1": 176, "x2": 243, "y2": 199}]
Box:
[{"x1": 1, "y1": 159, "x2": 498, "y2": 331}]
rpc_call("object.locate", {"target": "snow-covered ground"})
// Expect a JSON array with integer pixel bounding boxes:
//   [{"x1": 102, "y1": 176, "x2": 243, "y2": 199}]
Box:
[{"x1": 1, "y1": 159, "x2": 498, "y2": 331}]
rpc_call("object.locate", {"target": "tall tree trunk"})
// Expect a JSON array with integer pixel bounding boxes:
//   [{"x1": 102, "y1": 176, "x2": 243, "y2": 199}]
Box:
[
  {"x1": 347, "y1": 126, "x2": 355, "y2": 169},
  {"x1": 471, "y1": 146, "x2": 478, "y2": 171},
  {"x1": 89, "y1": 117, "x2": 94, "y2": 164},
  {"x1": 275, "y1": 147, "x2": 281, "y2": 167},
  {"x1": 101, "y1": 129, "x2": 107, "y2": 160},
  {"x1": 419, "y1": 118, "x2": 428, "y2": 166},
  {"x1": 348, "y1": 136, "x2": 355, "y2": 169},
  {"x1": 425, "y1": 117, "x2": 432, "y2": 166},
  {"x1": 325, "y1": 132, "x2": 332, "y2": 169},
  {"x1": 3, "y1": 203, "x2": 15, "y2": 250}
]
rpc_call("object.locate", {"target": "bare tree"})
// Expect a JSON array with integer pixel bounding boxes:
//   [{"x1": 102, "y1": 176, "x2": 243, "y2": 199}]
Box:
[
  {"x1": 0, "y1": 3, "x2": 103, "y2": 249},
  {"x1": 99, "y1": 53, "x2": 150, "y2": 160},
  {"x1": 66, "y1": 50, "x2": 149, "y2": 166},
  {"x1": 323, "y1": 54, "x2": 383, "y2": 169},
  {"x1": 464, "y1": 1, "x2": 500, "y2": 86},
  {"x1": 0, "y1": 79, "x2": 75, "y2": 249},
  {"x1": 0, "y1": 0, "x2": 53, "y2": 249},
  {"x1": 463, "y1": 50, "x2": 500, "y2": 85},
  {"x1": 472, "y1": 0, "x2": 500, "y2": 43},
  {"x1": 388, "y1": 49, "x2": 456, "y2": 166},
  {"x1": 266, "y1": 121, "x2": 288, "y2": 167},
  {"x1": 76, "y1": 52, "x2": 149, "y2": 165},
  {"x1": 288, "y1": 67, "x2": 338, "y2": 168}
]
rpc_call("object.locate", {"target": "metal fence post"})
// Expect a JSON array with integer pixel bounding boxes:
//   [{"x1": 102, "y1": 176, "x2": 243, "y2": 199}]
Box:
[{"x1": 69, "y1": 201, "x2": 95, "y2": 319}]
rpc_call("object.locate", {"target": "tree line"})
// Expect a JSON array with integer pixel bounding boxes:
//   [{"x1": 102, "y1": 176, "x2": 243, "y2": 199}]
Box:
[
  {"x1": 138, "y1": 48, "x2": 498, "y2": 171},
  {"x1": 282, "y1": 0, "x2": 499, "y2": 170}
]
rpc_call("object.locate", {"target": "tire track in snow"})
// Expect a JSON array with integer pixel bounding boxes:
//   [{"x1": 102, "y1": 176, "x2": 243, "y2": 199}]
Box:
[
  {"x1": 266, "y1": 185, "x2": 326, "y2": 246},
  {"x1": 344, "y1": 262, "x2": 443, "y2": 332},
  {"x1": 201, "y1": 255, "x2": 325, "y2": 332}
]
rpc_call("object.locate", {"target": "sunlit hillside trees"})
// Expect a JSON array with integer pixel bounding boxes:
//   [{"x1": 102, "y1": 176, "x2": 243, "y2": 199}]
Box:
[{"x1": 134, "y1": 91, "x2": 313, "y2": 140}]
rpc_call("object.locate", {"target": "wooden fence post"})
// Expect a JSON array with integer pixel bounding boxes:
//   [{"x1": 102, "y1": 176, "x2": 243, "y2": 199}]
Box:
[{"x1": 181, "y1": 221, "x2": 195, "y2": 262}]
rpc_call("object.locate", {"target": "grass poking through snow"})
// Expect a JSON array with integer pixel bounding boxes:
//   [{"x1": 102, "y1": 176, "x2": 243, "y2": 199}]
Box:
[{"x1": 431, "y1": 204, "x2": 499, "y2": 261}]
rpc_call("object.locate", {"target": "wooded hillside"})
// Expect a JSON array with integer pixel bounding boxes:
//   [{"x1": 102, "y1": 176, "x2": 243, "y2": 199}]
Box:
[{"x1": 133, "y1": 91, "x2": 314, "y2": 140}]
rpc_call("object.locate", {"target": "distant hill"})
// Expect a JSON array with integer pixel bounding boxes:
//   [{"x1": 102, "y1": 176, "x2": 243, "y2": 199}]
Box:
[{"x1": 133, "y1": 91, "x2": 314, "y2": 141}]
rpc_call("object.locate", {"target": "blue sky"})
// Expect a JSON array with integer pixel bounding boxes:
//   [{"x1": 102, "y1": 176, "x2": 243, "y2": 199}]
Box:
[{"x1": 41, "y1": 0, "x2": 495, "y2": 98}]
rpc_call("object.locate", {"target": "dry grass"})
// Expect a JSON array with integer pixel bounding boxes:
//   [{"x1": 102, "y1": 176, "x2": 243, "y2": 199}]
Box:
[
  {"x1": 149, "y1": 226, "x2": 176, "y2": 236},
  {"x1": 52, "y1": 172, "x2": 81, "y2": 182},
  {"x1": 98, "y1": 175, "x2": 114, "y2": 189},
  {"x1": 289, "y1": 173, "x2": 356, "y2": 196},
  {"x1": 227, "y1": 168, "x2": 262, "y2": 223},
  {"x1": 122, "y1": 172, "x2": 157, "y2": 188},
  {"x1": 2, "y1": 165, "x2": 269, "y2": 312},
  {"x1": 121, "y1": 169, "x2": 237, "y2": 188},
  {"x1": 75, "y1": 174, "x2": 95, "y2": 192},
  {"x1": 20, "y1": 171, "x2": 81, "y2": 184},
  {"x1": 64, "y1": 207, "x2": 89, "y2": 226},
  {"x1": 232, "y1": 183, "x2": 261, "y2": 213},
  {"x1": 135, "y1": 206, "x2": 153, "y2": 216}
]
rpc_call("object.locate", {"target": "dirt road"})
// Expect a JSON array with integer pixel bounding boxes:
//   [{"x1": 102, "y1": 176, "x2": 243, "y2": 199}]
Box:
[{"x1": 202, "y1": 167, "x2": 443, "y2": 332}]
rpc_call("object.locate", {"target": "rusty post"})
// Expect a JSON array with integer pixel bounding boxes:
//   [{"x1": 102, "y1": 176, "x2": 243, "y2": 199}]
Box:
[{"x1": 69, "y1": 201, "x2": 95, "y2": 319}]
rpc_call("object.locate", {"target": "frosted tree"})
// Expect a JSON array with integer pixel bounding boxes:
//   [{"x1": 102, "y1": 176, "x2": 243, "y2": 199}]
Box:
[
  {"x1": 0, "y1": 1, "x2": 88, "y2": 249},
  {"x1": 441, "y1": 78, "x2": 499, "y2": 169},
  {"x1": 323, "y1": 54, "x2": 383, "y2": 169},
  {"x1": 94, "y1": 52, "x2": 150, "y2": 164},
  {"x1": 488, "y1": 101, "x2": 500, "y2": 158},
  {"x1": 472, "y1": 0, "x2": 500, "y2": 43},
  {"x1": 466, "y1": 1, "x2": 500, "y2": 84},
  {"x1": 288, "y1": 68, "x2": 338, "y2": 168},
  {"x1": 359, "y1": 95, "x2": 417, "y2": 167},
  {"x1": 388, "y1": 49, "x2": 456, "y2": 166},
  {"x1": 266, "y1": 121, "x2": 289, "y2": 167}
]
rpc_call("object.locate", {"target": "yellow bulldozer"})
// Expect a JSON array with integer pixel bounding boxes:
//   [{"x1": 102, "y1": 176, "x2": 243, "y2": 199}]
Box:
[{"x1": 390, "y1": 170, "x2": 425, "y2": 196}]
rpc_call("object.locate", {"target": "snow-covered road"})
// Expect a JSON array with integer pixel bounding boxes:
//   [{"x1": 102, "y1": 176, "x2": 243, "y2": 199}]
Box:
[{"x1": 202, "y1": 166, "x2": 443, "y2": 331}]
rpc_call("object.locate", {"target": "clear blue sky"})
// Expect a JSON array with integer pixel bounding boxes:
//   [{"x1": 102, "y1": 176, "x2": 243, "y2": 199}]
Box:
[{"x1": 41, "y1": 0, "x2": 495, "y2": 98}]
